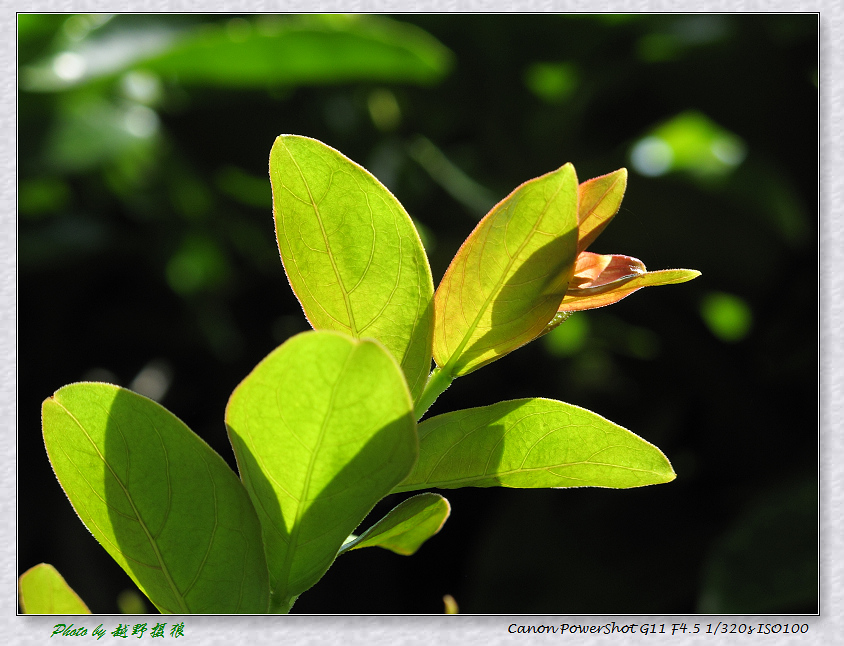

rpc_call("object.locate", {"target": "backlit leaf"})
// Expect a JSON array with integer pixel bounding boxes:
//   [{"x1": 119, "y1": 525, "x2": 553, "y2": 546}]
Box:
[
  {"x1": 433, "y1": 164, "x2": 579, "y2": 376},
  {"x1": 576, "y1": 168, "x2": 627, "y2": 253},
  {"x1": 19, "y1": 563, "x2": 91, "y2": 614},
  {"x1": 225, "y1": 331, "x2": 418, "y2": 611},
  {"x1": 394, "y1": 398, "x2": 675, "y2": 491},
  {"x1": 339, "y1": 493, "x2": 450, "y2": 556},
  {"x1": 41, "y1": 383, "x2": 270, "y2": 613},
  {"x1": 271, "y1": 135, "x2": 434, "y2": 402}
]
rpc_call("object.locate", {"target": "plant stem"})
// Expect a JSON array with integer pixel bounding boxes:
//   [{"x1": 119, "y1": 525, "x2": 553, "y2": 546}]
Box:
[
  {"x1": 414, "y1": 367, "x2": 454, "y2": 420},
  {"x1": 271, "y1": 593, "x2": 298, "y2": 614}
]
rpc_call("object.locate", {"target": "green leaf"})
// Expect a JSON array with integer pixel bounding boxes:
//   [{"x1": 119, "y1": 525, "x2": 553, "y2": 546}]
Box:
[
  {"x1": 19, "y1": 563, "x2": 91, "y2": 614},
  {"x1": 144, "y1": 15, "x2": 453, "y2": 88},
  {"x1": 41, "y1": 383, "x2": 270, "y2": 614},
  {"x1": 576, "y1": 168, "x2": 627, "y2": 254},
  {"x1": 22, "y1": 15, "x2": 453, "y2": 92},
  {"x1": 270, "y1": 134, "x2": 434, "y2": 401},
  {"x1": 339, "y1": 493, "x2": 450, "y2": 556},
  {"x1": 433, "y1": 164, "x2": 579, "y2": 377},
  {"x1": 225, "y1": 331, "x2": 418, "y2": 610},
  {"x1": 393, "y1": 398, "x2": 675, "y2": 492}
]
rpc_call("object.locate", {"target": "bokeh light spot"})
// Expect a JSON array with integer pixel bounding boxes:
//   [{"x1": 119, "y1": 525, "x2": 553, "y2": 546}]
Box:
[
  {"x1": 630, "y1": 111, "x2": 747, "y2": 179},
  {"x1": 700, "y1": 292, "x2": 753, "y2": 342},
  {"x1": 545, "y1": 313, "x2": 589, "y2": 357},
  {"x1": 123, "y1": 104, "x2": 159, "y2": 138},
  {"x1": 630, "y1": 136, "x2": 674, "y2": 177},
  {"x1": 368, "y1": 88, "x2": 401, "y2": 132},
  {"x1": 52, "y1": 52, "x2": 86, "y2": 81},
  {"x1": 524, "y1": 62, "x2": 579, "y2": 104},
  {"x1": 121, "y1": 70, "x2": 162, "y2": 105}
]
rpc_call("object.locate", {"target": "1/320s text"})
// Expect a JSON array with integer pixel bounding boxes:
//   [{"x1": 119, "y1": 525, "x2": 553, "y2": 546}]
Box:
[{"x1": 507, "y1": 622, "x2": 811, "y2": 636}]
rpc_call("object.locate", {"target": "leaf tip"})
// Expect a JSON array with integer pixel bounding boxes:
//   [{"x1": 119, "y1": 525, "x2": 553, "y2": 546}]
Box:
[{"x1": 666, "y1": 268, "x2": 701, "y2": 284}]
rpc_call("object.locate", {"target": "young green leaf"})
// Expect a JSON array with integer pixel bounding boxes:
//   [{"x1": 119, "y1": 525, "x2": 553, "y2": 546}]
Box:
[
  {"x1": 19, "y1": 563, "x2": 91, "y2": 614},
  {"x1": 433, "y1": 164, "x2": 579, "y2": 377},
  {"x1": 576, "y1": 168, "x2": 628, "y2": 254},
  {"x1": 270, "y1": 134, "x2": 434, "y2": 402},
  {"x1": 338, "y1": 493, "x2": 450, "y2": 556},
  {"x1": 41, "y1": 383, "x2": 270, "y2": 614},
  {"x1": 393, "y1": 398, "x2": 675, "y2": 492},
  {"x1": 225, "y1": 331, "x2": 418, "y2": 611}
]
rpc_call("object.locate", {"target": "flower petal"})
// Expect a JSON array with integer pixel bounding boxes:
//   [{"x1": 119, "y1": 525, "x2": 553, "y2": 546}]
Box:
[
  {"x1": 559, "y1": 265, "x2": 701, "y2": 312},
  {"x1": 577, "y1": 168, "x2": 627, "y2": 254}
]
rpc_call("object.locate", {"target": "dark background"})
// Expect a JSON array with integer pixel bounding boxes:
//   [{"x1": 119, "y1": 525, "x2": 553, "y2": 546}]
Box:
[{"x1": 18, "y1": 13, "x2": 817, "y2": 614}]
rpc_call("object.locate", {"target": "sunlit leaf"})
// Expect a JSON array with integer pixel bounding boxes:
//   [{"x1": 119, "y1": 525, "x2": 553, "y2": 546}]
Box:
[
  {"x1": 41, "y1": 383, "x2": 270, "y2": 614},
  {"x1": 270, "y1": 135, "x2": 434, "y2": 401},
  {"x1": 394, "y1": 398, "x2": 675, "y2": 492},
  {"x1": 433, "y1": 164, "x2": 579, "y2": 376},
  {"x1": 225, "y1": 331, "x2": 418, "y2": 611},
  {"x1": 19, "y1": 563, "x2": 91, "y2": 614},
  {"x1": 576, "y1": 168, "x2": 627, "y2": 253},
  {"x1": 339, "y1": 493, "x2": 450, "y2": 556}
]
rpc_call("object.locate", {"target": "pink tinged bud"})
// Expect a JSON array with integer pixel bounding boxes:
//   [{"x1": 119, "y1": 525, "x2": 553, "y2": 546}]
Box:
[
  {"x1": 549, "y1": 167, "x2": 700, "y2": 314},
  {"x1": 559, "y1": 251, "x2": 700, "y2": 312}
]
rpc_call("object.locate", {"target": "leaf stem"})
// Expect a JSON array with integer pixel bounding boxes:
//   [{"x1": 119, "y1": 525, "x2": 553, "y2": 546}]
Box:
[
  {"x1": 414, "y1": 367, "x2": 454, "y2": 420},
  {"x1": 270, "y1": 593, "x2": 298, "y2": 614}
]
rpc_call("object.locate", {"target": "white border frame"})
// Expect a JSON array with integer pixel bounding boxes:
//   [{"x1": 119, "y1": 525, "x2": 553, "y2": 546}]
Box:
[{"x1": 6, "y1": 5, "x2": 834, "y2": 645}]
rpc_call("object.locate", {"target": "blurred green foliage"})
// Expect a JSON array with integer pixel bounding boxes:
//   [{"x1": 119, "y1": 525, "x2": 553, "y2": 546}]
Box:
[
  {"x1": 19, "y1": 13, "x2": 817, "y2": 614},
  {"x1": 700, "y1": 291, "x2": 754, "y2": 342}
]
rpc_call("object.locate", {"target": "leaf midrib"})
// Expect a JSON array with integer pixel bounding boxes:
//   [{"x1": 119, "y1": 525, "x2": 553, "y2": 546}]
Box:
[
  {"x1": 53, "y1": 399, "x2": 190, "y2": 614},
  {"x1": 284, "y1": 143, "x2": 359, "y2": 336},
  {"x1": 275, "y1": 343, "x2": 357, "y2": 597},
  {"x1": 439, "y1": 177, "x2": 568, "y2": 374},
  {"x1": 396, "y1": 459, "x2": 671, "y2": 491}
]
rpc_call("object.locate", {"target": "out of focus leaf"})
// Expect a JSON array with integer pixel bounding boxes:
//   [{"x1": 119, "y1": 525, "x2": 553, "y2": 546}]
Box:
[
  {"x1": 145, "y1": 15, "x2": 453, "y2": 87},
  {"x1": 19, "y1": 563, "x2": 91, "y2": 614},
  {"x1": 22, "y1": 15, "x2": 452, "y2": 91},
  {"x1": 630, "y1": 111, "x2": 746, "y2": 178}
]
